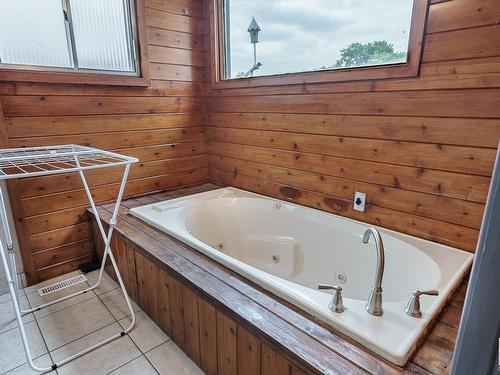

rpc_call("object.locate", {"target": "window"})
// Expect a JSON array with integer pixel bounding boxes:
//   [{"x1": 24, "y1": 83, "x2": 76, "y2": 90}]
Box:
[
  {"x1": 214, "y1": 0, "x2": 427, "y2": 85},
  {"x1": 0, "y1": 0, "x2": 140, "y2": 77}
]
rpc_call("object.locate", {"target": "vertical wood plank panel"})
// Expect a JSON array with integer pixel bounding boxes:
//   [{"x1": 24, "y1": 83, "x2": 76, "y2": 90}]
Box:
[
  {"x1": 237, "y1": 325, "x2": 262, "y2": 375},
  {"x1": 134, "y1": 251, "x2": 149, "y2": 312},
  {"x1": 199, "y1": 298, "x2": 218, "y2": 375},
  {"x1": 261, "y1": 343, "x2": 292, "y2": 375},
  {"x1": 217, "y1": 312, "x2": 238, "y2": 375},
  {"x1": 291, "y1": 366, "x2": 308, "y2": 375},
  {"x1": 91, "y1": 221, "x2": 103, "y2": 260},
  {"x1": 183, "y1": 285, "x2": 201, "y2": 365},
  {"x1": 113, "y1": 235, "x2": 127, "y2": 287},
  {"x1": 145, "y1": 256, "x2": 160, "y2": 324},
  {"x1": 157, "y1": 267, "x2": 172, "y2": 336},
  {"x1": 105, "y1": 235, "x2": 117, "y2": 281},
  {"x1": 169, "y1": 276, "x2": 186, "y2": 349},
  {"x1": 124, "y1": 241, "x2": 139, "y2": 303}
]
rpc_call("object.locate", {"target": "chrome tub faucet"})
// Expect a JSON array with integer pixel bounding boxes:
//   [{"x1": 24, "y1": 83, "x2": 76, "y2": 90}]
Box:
[{"x1": 363, "y1": 227, "x2": 385, "y2": 316}]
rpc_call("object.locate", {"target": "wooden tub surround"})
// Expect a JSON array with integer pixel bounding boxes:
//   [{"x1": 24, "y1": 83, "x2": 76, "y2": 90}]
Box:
[{"x1": 90, "y1": 183, "x2": 467, "y2": 375}]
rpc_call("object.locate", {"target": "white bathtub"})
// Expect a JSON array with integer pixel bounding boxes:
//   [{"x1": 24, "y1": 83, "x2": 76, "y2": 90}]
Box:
[{"x1": 130, "y1": 187, "x2": 473, "y2": 365}]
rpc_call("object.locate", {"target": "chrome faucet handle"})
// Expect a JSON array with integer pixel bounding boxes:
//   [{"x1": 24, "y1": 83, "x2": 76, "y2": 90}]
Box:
[
  {"x1": 318, "y1": 284, "x2": 346, "y2": 313},
  {"x1": 405, "y1": 289, "x2": 439, "y2": 318}
]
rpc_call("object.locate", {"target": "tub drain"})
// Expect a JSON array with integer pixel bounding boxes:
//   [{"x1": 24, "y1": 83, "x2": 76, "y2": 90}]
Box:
[{"x1": 272, "y1": 255, "x2": 280, "y2": 263}]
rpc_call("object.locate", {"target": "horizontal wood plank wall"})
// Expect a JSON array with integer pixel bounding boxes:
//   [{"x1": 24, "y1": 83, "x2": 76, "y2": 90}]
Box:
[
  {"x1": 93, "y1": 221, "x2": 311, "y2": 375},
  {"x1": 206, "y1": 0, "x2": 500, "y2": 252},
  {"x1": 0, "y1": 0, "x2": 210, "y2": 285}
]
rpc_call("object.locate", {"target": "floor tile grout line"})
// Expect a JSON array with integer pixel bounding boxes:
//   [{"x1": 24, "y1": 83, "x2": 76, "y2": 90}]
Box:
[
  {"x1": 32, "y1": 292, "x2": 98, "y2": 323},
  {"x1": 87, "y1": 278, "x2": 154, "y2": 372},
  {"x1": 90, "y1": 279, "x2": 162, "y2": 375},
  {"x1": 34, "y1": 317, "x2": 57, "y2": 373},
  {"x1": 0, "y1": 296, "x2": 35, "y2": 336},
  {"x1": 93, "y1": 280, "x2": 160, "y2": 367},
  {"x1": 103, "y1": 352, "x2": 147, "y2": 375},
  {"x1": 93, "y1": 285, "x2": 123, "y2": 324},
  {"x1": 96, "y1": 286, "x2": 169, "y2": 374},
  {"x1": 143, "y1": 351, "x2": 163, "y2": 375},
  {"x1": 142, "y1": 354, "x2": 162, "y2": 375},
  {"x1": 83, "y1": 273, "x2": 120, "y2": 297},
  {"x1": 0, "y1": 352, "x2": 52, "y2": 375},
  {"x1": 123, "y1": 313, "x2": 171, "y2": 355},
  {"x1": 47, "y1": 319, "x2": 119, "y2": 354},
  {"x1": 0, "y1": 313, "x2": 35, "y2": 336},
  {"x1": 0, "y1": 294, "x2": 33, "y2": 334},
  {"x1": 95, "y1": 284, "x2": 122, "y2": 297},
  {"x1": 45, "y1": 319, "x2": 125, "y2": 373},
  {"x1": 140, "y1": 338, "x2": 174, "y2": 374},
  {"x1": 144, "y1": 338, "x2": 172, "y2": 355},
  {"x1": 0, "y1": 294, "x2": 26, "y2": 307},
  {"x1": 31, "y1": 290, "x2": 98, "y2": 322}
]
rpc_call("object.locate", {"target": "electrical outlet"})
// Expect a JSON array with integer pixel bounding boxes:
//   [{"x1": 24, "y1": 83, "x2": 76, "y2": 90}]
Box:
[{"x1": 353, "y1": 192, "x2": 366, "y2": 212}]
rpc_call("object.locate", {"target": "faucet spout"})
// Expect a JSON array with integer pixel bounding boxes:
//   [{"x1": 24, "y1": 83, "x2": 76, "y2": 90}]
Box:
[{"x1": 363, "y1": 227, "x2": 385, "y2": 316}]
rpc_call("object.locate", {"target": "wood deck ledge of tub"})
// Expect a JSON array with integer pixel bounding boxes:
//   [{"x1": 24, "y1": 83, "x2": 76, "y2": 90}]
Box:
[{"x1": 88, "y1": 183, "x2": 467, "y2": 375}]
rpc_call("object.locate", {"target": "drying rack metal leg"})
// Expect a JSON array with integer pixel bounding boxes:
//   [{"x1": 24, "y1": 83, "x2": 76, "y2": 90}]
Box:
[
  {"x1": 0, "y1": 187, "x2": 21, "y2": 307},
  {"x1": 0, "y1": 240, "x2": 50, "y2": 372},
  {"x1": 75, "y1": 161, "x2": 137, "y2": 336},
  {"x1": 0, "y1": 163, "x2": 136, "y2": 373}
]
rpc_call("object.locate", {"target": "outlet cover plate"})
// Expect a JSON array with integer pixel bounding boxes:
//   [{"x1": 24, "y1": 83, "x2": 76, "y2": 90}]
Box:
[{"x1": 354, "y1": 192, "x2": 366, "y2": 212}]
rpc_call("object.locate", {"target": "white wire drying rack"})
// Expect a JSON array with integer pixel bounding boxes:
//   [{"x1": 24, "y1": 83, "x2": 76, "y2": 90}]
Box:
[{"x1": 0, "y1": 144, "x2": 139, "y2": 373}]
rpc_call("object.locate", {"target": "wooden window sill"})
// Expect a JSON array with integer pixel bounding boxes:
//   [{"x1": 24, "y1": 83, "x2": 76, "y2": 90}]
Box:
[
  {"x1": 0, "y1": 68, "x2": 151, "y2": 87},
  {"x1": 212, "y1": 62, "x2": 418, "y2": 90}
]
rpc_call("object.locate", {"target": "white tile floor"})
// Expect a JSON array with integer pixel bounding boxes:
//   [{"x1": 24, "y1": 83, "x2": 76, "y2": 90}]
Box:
[{"x1": 0, "y1": 270, "x2": 204, "y2": 375}]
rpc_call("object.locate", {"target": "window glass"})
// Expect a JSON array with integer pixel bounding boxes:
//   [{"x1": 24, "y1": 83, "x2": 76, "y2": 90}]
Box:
[
  {"x1": 0, "y1": 0, "x2": 137, "y2": 75},
  {"x1": 223, "y1": 0, "x2": 414, "y2": 79},
  {"x1": 0, "y1": 0, "x2": 71, "y2": 68},
  {"x1": 70, "y1": 0, "x2": 135, "y2": 72}
]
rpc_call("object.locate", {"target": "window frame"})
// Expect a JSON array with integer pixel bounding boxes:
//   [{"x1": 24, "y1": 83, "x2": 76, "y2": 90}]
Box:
[
  {"x1": 0, "y1": 0, "x2": 150, "y2": 87},
  {"x1": 210, "y1": 0, "x2": 428, "y2": 89}
]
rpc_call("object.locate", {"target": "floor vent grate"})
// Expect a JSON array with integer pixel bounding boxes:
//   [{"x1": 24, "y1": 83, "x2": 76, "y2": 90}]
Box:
[{"x1": 37, "y1": 274, "x2": 88, "y2": 296}]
